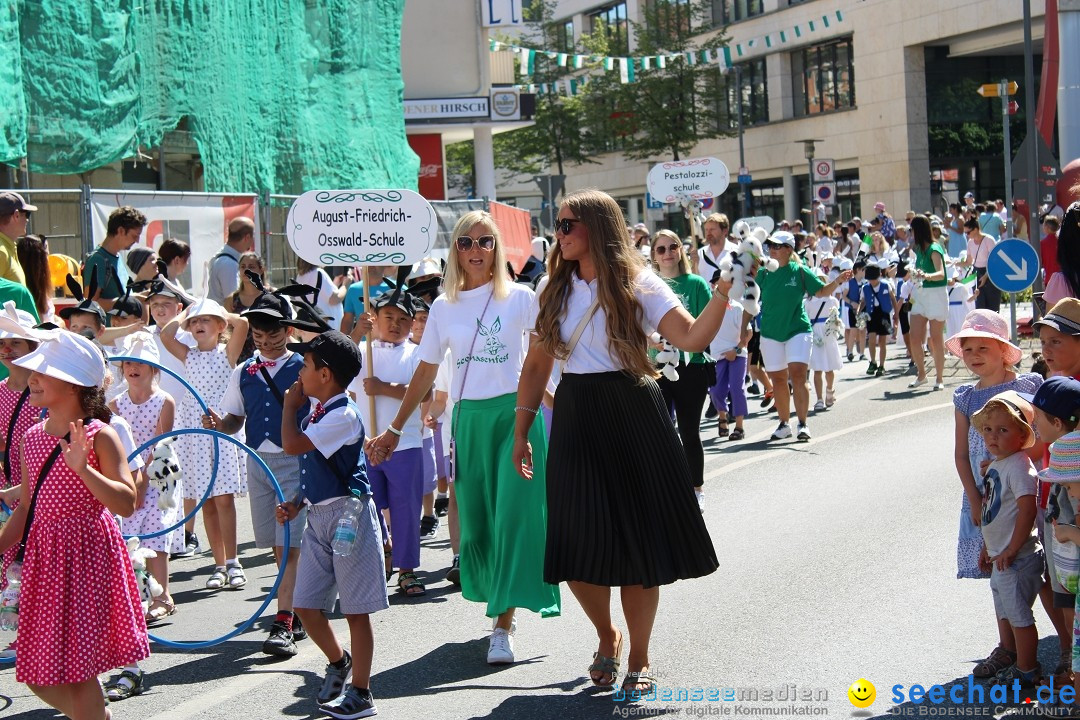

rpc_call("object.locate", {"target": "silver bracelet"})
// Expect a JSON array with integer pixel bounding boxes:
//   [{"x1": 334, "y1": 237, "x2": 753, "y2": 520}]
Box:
[
  {"x1": 515, "y1": 406, "x2": 540, "y2": 415},
  {"x1": 386, "y1": 425, "x2": 403, "y2": 437}
]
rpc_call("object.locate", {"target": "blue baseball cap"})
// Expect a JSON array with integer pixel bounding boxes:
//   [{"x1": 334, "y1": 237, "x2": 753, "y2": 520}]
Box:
[{"x1": 1024, "y1": 376, "x2": 1080, "y2": 424}]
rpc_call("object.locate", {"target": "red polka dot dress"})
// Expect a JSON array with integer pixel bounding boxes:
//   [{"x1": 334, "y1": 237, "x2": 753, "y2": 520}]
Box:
[
  {"x1": 15, "y1": 419, "x2": 150, "y2": 685},
  {"x1": 0, "y1": 380, "x2": 38, "y2": 591}
]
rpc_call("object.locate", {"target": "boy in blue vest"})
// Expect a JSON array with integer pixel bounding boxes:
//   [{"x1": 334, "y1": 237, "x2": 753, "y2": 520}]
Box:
[
  {"x1": 204, "y1": 291, "x2": 309, "y2": 657},
  {"x1": 858, "y1": 262, "x2": 896, "y2": 377},
  {"x1": 277, "y1": 330, "x2": 388, "y2": 720}
]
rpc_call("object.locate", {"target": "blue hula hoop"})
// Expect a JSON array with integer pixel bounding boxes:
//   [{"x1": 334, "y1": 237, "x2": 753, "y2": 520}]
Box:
[
  {"x1": 124, "y1": 428, "x2": 290, "y2": 650},
  {"x1": 110, "y1": 355, "x2": 219, "y2": 540}
]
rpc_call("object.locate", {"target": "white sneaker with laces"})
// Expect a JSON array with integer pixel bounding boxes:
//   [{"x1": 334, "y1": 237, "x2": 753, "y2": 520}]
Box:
[
  {"x1": 797, "y1": 424, "x2": 811, "y2": 442},
  {"x1": 770, "y1": 423, "x2": 792, "y2": 440},
  {"x1": 488, "y1": 628, "x2": 515, "y2": 665}
]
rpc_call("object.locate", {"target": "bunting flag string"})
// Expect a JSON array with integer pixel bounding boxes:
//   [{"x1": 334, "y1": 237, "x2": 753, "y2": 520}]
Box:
[{"x1": 490, "y1": 9, "x2": 844, "y2": 86}]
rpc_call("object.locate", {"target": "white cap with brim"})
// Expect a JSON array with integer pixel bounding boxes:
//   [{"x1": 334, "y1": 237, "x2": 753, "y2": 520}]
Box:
[
  {"x1": 13, "y1": 330, "x2": 106, "y2": 387},
  {"x1": 767, "y1": 231, "x2": 796, "y2": 248}
]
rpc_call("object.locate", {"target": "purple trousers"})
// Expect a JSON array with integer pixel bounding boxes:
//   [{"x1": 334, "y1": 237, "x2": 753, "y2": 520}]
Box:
[
  {"x1": 366, "y1": 446, "x2": 424, "y2": 570},
  {"x1": 709, "y1": 354, "x2": 748, "y2": 419}
]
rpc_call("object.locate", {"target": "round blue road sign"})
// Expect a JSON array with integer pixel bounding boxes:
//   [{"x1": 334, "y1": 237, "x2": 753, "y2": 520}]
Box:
[{"x1": 986, "y1": 239, "x2": 1040, "y2": 293}]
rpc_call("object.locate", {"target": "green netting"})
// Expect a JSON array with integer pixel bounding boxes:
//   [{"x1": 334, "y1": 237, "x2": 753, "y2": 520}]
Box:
[{"x1": 1, "y1": 0, "x2": 418, "y2": 195}]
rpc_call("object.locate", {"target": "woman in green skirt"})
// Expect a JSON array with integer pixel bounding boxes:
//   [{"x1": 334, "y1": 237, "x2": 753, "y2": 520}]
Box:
[{"x1": 367, "y1": 210, "x2": 559, "y2": 665}]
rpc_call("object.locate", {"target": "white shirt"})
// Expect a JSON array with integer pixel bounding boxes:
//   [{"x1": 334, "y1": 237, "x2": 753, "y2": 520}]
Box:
[
  {"x1": 220, "y1": 350, "x2": 297, "y2": 453},
  {"x1": 433, "y1": 350, "x2": 454, "y2": 450},
  {"x1": 303, "y1": 392, "x2": 363, "y2": 457},
  {"x1": 709, "y1": 299, "x2": 745, "y2": 356},
  {"x1": 695, "y1": 242, "x2": 737, "y2": 282},
  {"x1": 151, "y1": 326, "x2": 196, "y2": 404},
  {"x1": 348, "y1": 341, "x2": 423, "y2": 450},
  {"x1": 295, "y1": 268, "x2": 344, "y2": 328},
  {"x1": 533, "y1": 269, "x2": 681, "y2": 375},
  {"x1": 110, "y1": 415, "x2": 144, "y2": 472},
  {"x1": 417, "y1": 282, "x2": 534, "y2": 402},
  {"x1": 816, "y1": 236, "x2": 834, "y2": 256}
]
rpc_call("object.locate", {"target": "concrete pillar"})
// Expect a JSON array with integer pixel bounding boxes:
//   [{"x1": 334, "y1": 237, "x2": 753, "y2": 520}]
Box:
[
  {"x1": 474, "y1": 125, "x2": 496, "y2": 200},
  {"x1": 1060, "y1": 0, "x2": 1080, "y2": 165},
  {"x1": 783, "y1": 168, "x2": 798, "y2": 222},
  {"x1": 902, "y1": 46, "x2": 932, "y2": 214}
]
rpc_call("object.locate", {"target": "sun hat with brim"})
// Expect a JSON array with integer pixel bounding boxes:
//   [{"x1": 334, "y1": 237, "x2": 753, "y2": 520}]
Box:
[
  {"x1": 181, "y1": 297, "x2": 229, "y2": 329},
  {"x1": 115, "y1": 332, "x2": 161, "y2": 365},
  {"x1": 12, "y1": 329, "x2": 106, "y2": 387},
  {"x1": 944, "y1": 309, "x2": 1023, "y2": 365},
  {"x1": 766, "y1": 231, "x2": 796, "y2": 248},
  {"x1": 407, "y1": 258, "x2": 442, "y2": 281},
  {"x1": 1033, "y1": 298, "x2": 1080, "y2": 337},
  {"x1": 972, "y1": 390, "x2": 1037, "y2": 450},
  {"x1": 1038, "y1": 431, "x2": 1080, "y2": 483},
  {"x1": 0, "y1": 301, "x2": 42, "y2": 342}
]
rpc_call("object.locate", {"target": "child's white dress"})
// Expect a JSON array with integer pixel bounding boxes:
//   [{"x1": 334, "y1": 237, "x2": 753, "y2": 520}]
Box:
[
  {"x1": 805, "y1": 296, "x2": 843, "y2": 372},
  {"x1": 176, "y1": 346, "x2": 245, "y2": 500}
]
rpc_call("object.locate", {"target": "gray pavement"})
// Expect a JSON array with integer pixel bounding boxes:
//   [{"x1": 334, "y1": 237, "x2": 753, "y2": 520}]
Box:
[{"x1": 2, "y1": 335, "x2": 1060, "y2": 720}]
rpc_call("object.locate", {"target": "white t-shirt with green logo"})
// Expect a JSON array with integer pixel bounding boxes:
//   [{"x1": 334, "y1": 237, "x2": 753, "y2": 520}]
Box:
[{"x1": 417, "y1": 281, "x2": 534, "y2": 402}]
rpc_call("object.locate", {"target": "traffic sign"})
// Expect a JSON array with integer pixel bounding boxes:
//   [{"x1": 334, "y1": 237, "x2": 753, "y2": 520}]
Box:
[
  {"x1": 1006, "y1": 101, "x2": 1019, "y2": 115},
  {"x1": 812, "y1": 159, "x2": 835, "y2": 182},
  {"x1": 977, "y1": 81, "x2": 1018, "y2": 98},
  {"x1": 737, "y1": 174, "x2": 752, "y2": 184},
  {"x1": 986, "y1": 239, "x2": 1040, "y2": 293},
  {"x1": 645, "y1": 192, "x2": 663, "y2": 210},
  {"x1": 814, "y1": 182, "x2": 836, "y2": 206}
]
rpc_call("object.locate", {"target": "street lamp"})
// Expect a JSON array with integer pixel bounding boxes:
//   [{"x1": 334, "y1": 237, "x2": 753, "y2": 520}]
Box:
[{"x1": 796, "y1": 139, "x2": 822, "y2": 224}]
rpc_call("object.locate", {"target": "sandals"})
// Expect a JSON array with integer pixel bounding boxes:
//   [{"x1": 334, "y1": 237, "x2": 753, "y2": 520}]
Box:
[
  {"x1": 384, "y1": 545, "x2": 394, "y2": 582},
  {"x1": 622, "y1": 668, "x2": 656, "y2": 695},
  {"x1": 397, "y1": 571, "x2": 426, "y2": 597},
  {"x1": 104, "y1": 669, "x2": 146, "y2": 701},
  {"x1": 146, "y1": 597, "x2": 177, "y2": 624},
  {"x1": 588, "y1": 632, "x2": 624, "y2": 687},
  {"x1": 973, "y1": 645, "x2": 1016, "y2": 678},
  {"x1": 825, "y1": 390, "x2": 836, "y2": 407},
  {"x1": 717, "y1": 423, "x2": 729, "y2": 438},
  {"x1": 729, "y1": 428, "x2": 745, "y2": 441},
  {"x1": 226, "y1": 564, "x2": 247, "y2": 589},
  {"x1": 205, "y1": 568, "x2": 228, "y2": 590}
]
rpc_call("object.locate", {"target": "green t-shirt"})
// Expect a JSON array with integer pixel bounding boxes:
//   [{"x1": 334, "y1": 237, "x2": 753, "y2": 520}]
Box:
[
  {"x1": 915, "y1": 242, "x2": 947, "y2": 288},
  {"x1": 82, "y1": 245, "x2": 125, "y2": 300},
  {"x1": 650, "y1": 272, "x2": 712, "y2": 364},
  {"x1": 756, "y1": 261, "x2": 826, "y2": 342}
]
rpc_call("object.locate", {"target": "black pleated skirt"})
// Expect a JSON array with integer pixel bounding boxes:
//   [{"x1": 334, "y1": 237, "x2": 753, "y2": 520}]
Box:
[{"x1": 544, "y1": 371, "x2": 719, "y2": 588}]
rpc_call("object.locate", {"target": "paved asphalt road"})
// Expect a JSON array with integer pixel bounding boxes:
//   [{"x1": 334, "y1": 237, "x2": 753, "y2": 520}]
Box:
[{"x1": 3, "y1": 336, "x2": 1062, "y2": 720}]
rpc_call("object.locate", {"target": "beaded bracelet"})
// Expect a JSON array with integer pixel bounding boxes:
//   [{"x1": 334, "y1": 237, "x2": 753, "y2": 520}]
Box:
[{"x1": 515, "y1": 406, "x2": 540, "y2": 415}]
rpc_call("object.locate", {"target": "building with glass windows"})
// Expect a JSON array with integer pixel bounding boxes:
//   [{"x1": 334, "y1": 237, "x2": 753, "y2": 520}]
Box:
[{"x1": 491, "y1": 0, "x2": 1053, "y2": 233}]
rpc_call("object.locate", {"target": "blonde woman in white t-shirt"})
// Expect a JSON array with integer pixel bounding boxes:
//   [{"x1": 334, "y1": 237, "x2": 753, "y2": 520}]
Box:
[
  {"x1": 366, "y1": 210, "x2": 559, "y2": 666},
  {"x1": 512, "y1": 189, "x2": 731, "y2": 694}
]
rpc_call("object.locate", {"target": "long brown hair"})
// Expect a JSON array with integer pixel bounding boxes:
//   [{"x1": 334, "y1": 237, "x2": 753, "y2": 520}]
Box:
[
  {"x1": 535, "y1": 189, "x2": 656, "y2": 379},
  {"x1": 17, "y1": 234, "x2": 50, "y2": 318}
]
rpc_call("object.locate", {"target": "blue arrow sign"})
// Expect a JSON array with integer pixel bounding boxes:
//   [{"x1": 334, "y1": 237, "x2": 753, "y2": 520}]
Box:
[{"x1": 986, "y1": 239, "x2": 1040, "y2": 293}]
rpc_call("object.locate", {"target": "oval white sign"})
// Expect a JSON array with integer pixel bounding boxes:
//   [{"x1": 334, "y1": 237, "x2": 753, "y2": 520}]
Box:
[
  {"x1": 736, "y1": 215, "x2": 776, "y2": 235},
  {"x1": 286, "y1": 189, "x2": 436, "y2": 266},
  {"x1": 646, "y1": 157, "x2": 730, "y2": 204}
]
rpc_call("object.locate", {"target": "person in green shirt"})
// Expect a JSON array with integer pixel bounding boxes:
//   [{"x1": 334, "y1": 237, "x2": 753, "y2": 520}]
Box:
[
  {"x1": 756, "y1": 231, "x2": 851, "y2": 442},
  {"x1": 0, "y1": 277, "x2": 41, "y2": 381},
  {"x1": 908, "y1": 214, "x2": 949, "y2": 390},
  {"x1": 650, "y1": 229, "x2": 714, "y2": 511}
]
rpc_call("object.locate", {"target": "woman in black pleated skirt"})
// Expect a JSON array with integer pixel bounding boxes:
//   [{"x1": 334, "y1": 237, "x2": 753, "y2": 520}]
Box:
[{"x1": 513, "y1": 189, "x2": 729, "y2": 694}]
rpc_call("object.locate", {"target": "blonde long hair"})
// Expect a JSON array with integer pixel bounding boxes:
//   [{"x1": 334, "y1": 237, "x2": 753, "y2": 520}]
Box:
[
  {"x1": 443, "y1": 210, "x2": 512, "y2": 302},
  {"x1": 651, "y1": 229, "x2": 692, "y2": 275},
  {"x1": 535, "y1": 189, "x2": 657, "y2": 379}
]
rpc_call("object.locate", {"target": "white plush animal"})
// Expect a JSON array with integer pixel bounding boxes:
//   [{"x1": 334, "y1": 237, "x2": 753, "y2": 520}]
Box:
[
  {"x1": 825, "y1": 304, "x2": 845, "y2": 339},
  {"x1": 718, "y1": 232, "x2": 779, "y2": 316},
  {"x1": 650, "y1": 332, "x2": 683, "y2": 381},
  {"x1": 126, "y1": 536, "x2": 163, "y2": 612},
  {"x1": 147, "y1": 436, "x2": 181, "y2": 512}
]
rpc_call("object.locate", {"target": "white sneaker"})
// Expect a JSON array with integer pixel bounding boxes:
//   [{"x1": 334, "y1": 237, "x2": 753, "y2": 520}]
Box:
[
  {"x1": 797, "y1": 424, "x2": 811, "y2": 442},
  {"x1": 770, "y1": 423, "x2": 792, "y2": 440},
  {"x1": 487, "y1": 628, "x2": 515, "y2": 665},
  {"x1": 695, "y1": 489, "x2": 705, "y2": 514},
  {"x1": 813, "y1": 400, "x2": 825, "y2": 412}
]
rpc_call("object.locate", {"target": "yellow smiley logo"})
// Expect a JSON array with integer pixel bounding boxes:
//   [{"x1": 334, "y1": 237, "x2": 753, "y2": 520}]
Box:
[{"x1": 848, "y1": 679, "x2": 876, "y2": 708}]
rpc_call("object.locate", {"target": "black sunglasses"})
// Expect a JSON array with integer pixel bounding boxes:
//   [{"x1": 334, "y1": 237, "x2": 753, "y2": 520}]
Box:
[
  {"x1": 555, "y1": 218, "x2": 581, "y2": 235},
  {"x1": 654, "y1": 244, "x2": 681, "y2": 255},
  {"x1": 456, "y1": 235, "x2": 495, "y2": 251}
]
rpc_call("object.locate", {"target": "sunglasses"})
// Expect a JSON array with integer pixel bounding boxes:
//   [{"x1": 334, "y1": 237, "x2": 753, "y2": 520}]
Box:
[
  {"x1": 654, "y1": 244, "x2": 681, "y2": 255},
  {"x1": 555, "y1": 218, "x2": 581, "y2": 235},
  {"x1": 456, "y1": 235, "x2": 495, "y2": 251}
]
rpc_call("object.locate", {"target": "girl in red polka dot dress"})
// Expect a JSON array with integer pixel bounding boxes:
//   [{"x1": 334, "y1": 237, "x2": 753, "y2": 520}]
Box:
[{"x1": 0, "y1": 329, "x2": 148, "y2": 720}]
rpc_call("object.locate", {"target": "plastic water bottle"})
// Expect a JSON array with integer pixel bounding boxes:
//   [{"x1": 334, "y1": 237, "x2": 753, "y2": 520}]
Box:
[
  {"x1": 0, "y1": 501, "x2": 10, "y2": 532},
  {"x1": 0, "y1": 562, "x2": 21, "y2": 632},
  {"x1": 331, "y1": 498, "x2": 361, "y2": 557}
]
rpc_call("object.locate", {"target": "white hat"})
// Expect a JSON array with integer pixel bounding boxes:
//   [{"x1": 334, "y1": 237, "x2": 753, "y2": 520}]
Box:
[
  {"x1": 0, "y1": 301, "x2": 42, "y2": 342},
  {"x1": 407, "y1": 257, "x2": 442, "y2": 281},
  {"x1": 875, "y1": 257, "x2": 890, "y2": 270},
  {"x1": 531, "y1": 237, "x2": 548, "y2": 261},
  {"x1": 13, "y1": 329, "x2": 106, "y2": 387},
  {"x1": 181, "y1": 297, "x2": 229, "y2": 329},
  {"x1": 767, "y1": 231, "x2": 796, "y2": 248},
  {"x1": 839, "y1": 258, "x2": 854, "y2": 271},
  {"x1": 115, "y1": 331, "x2": 160, "y2": 365}
]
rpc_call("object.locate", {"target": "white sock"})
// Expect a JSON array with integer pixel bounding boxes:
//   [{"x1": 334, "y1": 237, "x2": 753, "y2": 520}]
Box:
[
  {"x1": 226, "y1": 558, "x2": 240, "y2": 567},
  {"x1": 437, "y1": 492, "x2": 448, "y2": 499}
]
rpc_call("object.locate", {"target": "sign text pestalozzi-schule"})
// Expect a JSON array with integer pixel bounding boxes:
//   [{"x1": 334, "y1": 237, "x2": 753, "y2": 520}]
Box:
[
  {"x1": 665, "y1": 169, "x2": 710, "y2": 194},
  {"x1": 312, "y1": 208, "x2": 411, "y2": 248}
]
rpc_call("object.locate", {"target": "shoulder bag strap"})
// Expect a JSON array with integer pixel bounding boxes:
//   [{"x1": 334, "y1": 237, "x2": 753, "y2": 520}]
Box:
[
  {"x1": 558, "y1": 297, "x2": 600, "y2": 376},
  {"x1": 15, "y1": 429, "x2": 71, "y2": 563},
  {"x1": 258, "y1": 365, "x2": 286, "y2": 407},
  {"x1": 812, "y1": 301, "x2": 827, "y2": 323},
  {"x1": 3, "y1": 387, "x2": 30, "y2": 481},
  {"x1": 452, "y1": 290, "x2": 495, "y2": 405}
]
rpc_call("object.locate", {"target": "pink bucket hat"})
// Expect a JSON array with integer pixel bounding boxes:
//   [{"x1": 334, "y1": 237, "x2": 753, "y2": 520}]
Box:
[
  {"x1": 874, "y1": 202, "x2": 886, "y2": 212},
  {"x1": 945, "y1": 309, "x2": 1023, "y2": 366}
]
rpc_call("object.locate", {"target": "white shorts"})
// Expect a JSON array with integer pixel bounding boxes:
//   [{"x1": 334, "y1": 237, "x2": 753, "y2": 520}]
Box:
[
  {"x1": 911, "y1": 284, "x2": 948, "y2": 323},
  {"x1": 759, "y1": 333, "x2": 813, "y2": 372}
]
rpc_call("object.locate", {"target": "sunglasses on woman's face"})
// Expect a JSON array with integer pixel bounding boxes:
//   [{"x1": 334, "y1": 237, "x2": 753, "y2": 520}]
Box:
[
  {"x1": 555, "y1": 218, "x2": 581, "y2": 235},
  {"x1": 654, "y1": 244, "x2": 681, "y2": 255},
  {"x1": 456, "y1": 235, "x2": 495, "y2": 251}
]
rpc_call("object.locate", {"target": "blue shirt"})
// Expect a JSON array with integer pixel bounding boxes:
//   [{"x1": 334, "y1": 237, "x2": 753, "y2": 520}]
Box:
[
  {"x1": 343, "y1": 281, "x2": 393, "y2": 318},
  {"x1": 978, "y1": 212, "x2": 1006, "y2": 240}
]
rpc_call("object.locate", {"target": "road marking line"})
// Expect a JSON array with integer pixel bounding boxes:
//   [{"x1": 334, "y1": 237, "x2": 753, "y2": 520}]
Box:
[{"x1": 704, "y1": 400, "x2": 953, "y2": 482}]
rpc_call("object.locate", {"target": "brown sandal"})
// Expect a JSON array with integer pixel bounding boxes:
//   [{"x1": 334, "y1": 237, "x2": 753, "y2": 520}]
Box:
[
  {"x1": 146, "y1": 597, "x2": 177, "y2": 624},
  {"x1": 622, "y1": 668, "x2": 656, "y2": 695},
  {"x1": 973, "y1": 646, "x2": 1016, "y2": 678},
  {"x1": 588, "y1": 631, "x2": 623, "y2": 687}
]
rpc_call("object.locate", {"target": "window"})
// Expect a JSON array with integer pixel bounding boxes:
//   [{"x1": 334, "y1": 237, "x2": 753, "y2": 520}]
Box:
[
  {"x1": 556, "y1": 20, "x2": 574, "y2": 52},
  {"x1": 645, "y1": 0, "x2": 692, "y2": 42},
  {"x1": 711, "y1": 0, "x2": 763, "y2": 26},
  {"x1": 792, "y1": 38, "x2": 855, "y2": 116},
  {"x1": 712, "y1": 58, "x2": 768, "y2": 130},
  {"x1": 589, "y1": 3, "x2": 629, "y2": 56}
]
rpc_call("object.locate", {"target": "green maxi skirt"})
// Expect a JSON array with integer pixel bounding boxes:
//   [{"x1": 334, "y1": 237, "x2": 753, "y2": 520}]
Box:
[{"x1": 452, "y1": 392, "x2": 560, "y2": 618}]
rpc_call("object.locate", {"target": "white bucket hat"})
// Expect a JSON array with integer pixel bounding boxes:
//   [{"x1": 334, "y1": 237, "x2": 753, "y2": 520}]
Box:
[
  {"x1": 181, "y1": 297, "x2": 229, "y2": 329},
  {"x1": 407, "y1": 257, "x2": 442, "y2": 281},
  {"x1": 0, "y1": 301, "x2": 42, "y2": 342},
  {"x1": 115, "y1": 331, "x2": 161, "y2": 365},
  {"x1": 13, "y1": 329, "x2": 106, "y2": 387}
]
